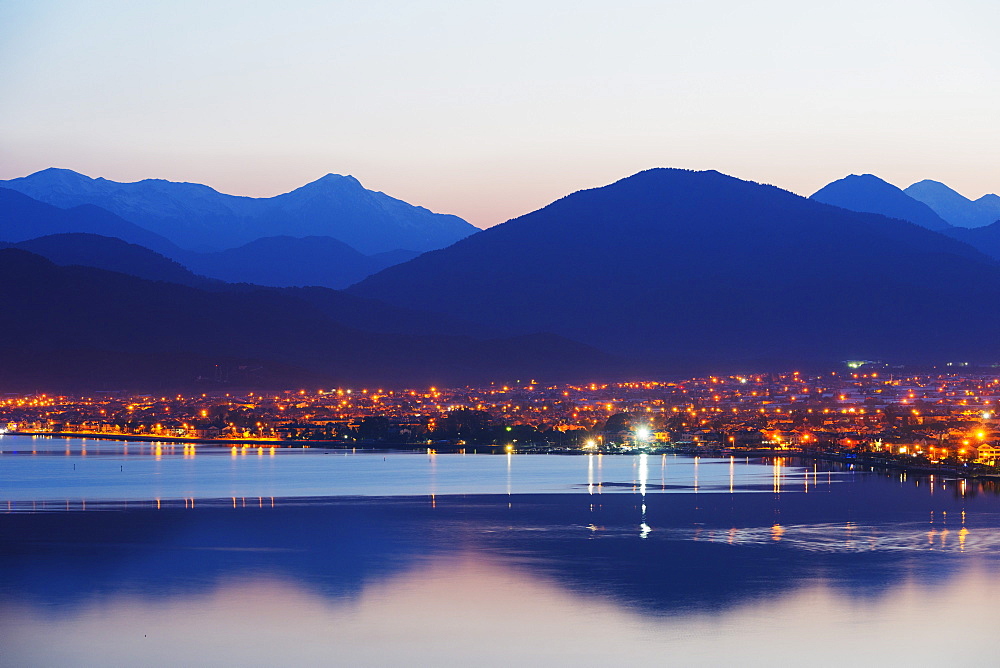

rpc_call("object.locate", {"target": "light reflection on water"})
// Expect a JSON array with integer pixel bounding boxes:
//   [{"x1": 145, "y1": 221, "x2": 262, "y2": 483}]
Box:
[
  {"x1": 3, "y1": 556, "x2": 1000, "y2": 666},
  {"x1": 0, "y1": 435, "x2": 833, "y2": 505},
  {"x1": 5, "y1": 435, "x2": 1000, "y2": 664}
]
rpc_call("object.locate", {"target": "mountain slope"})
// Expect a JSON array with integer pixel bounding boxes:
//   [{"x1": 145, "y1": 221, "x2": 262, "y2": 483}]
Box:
[
  {"x1": 0, "y1": 249, "x2": 609, "y2": 391},
  {"x1": 941, "y1": 221, "x2": 1000, "y2": 263},
  {"x1": 2, "y1": 233, "x2": 215, "y2": 288},
  {"x1": 0, "y1": 231, "x2": 489, "y2": 339},
  {"x1": 976, "y1": 193, "x2": 1000, "y2": 224},
  {"x1": 351, "y1": 168, "x2": 1000, "y2": 369},
  {"x1": 0, "y1": 168, "x2": 477, "y2": 253},
  {"x1": 258, "y1": 174, "x2": 474, "y2": 255},
  {"x1": 810, "y1": 174, "x2": 951, "y2": 231},
  {"x1": 0, "y1": 187, "x2": 182, "y2": 255},
  {"x1": 179, "y1": 235, "x2": 418, "y2": 289},
  {"x1": 905, "y1": 180, "x2": 1000, "y2": 228},
  {"x1": 1, "y1": 190, "x2": 424, "y2": 288}
]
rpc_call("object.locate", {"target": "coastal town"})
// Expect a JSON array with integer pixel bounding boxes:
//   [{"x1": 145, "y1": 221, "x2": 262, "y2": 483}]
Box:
[{"x1": 4, "y1": 367, "x2": 1000, "y2": 474}]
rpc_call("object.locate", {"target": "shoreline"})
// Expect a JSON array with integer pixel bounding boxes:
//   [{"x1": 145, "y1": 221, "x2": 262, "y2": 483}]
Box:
[
  {"x1": 4, "y1": 431, "x2": 502, "y2": 452},
  {"x1": 7, "y1": 431, "x2": 1000, "y2": 480},
  {"x1": 796, "y1": 451, "x2": 1000, "y2": 480},
  {"x1": 8, "y1": 430, "x2": 320, "y2": 446}
]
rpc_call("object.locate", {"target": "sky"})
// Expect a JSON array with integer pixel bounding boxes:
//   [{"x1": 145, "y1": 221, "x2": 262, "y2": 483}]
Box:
[{"x1": 1, "y1": 0, "x2": 997, "y2": 228}]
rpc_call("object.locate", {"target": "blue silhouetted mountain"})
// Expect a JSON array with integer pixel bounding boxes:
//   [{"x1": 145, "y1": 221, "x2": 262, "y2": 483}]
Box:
[
  {"x1": 369, "y1": 248, "x2": 423, "y2": 267},
  {"x1": 0, "y1": 187, "x2": 181, "y2": 255},
  {"x1": 0, "y1": 168, "x2": 477, "y2": 253},
  {"x1": 257, "y1": 174, "x2": 475, "y2": 254},
  {"x1": 0, "y1": 230, "x2": 490, "y2": 338},
  {"x1": 0, "y1": 233, "x2": 217, "y2": 288},
  {"x1": 904, "y1": 180, "x2": 1000, "y2": 228},
  {"x1": 179, "y1": 236, "x2": 421, "y2": 289},
  {"x1": 975, "y1": 193, "x2": 1000, "y2": 224},
  {"x1": 810, "y1": 174, "x2": 951, "y2": 231},
  {"x1": 0, "y1": 248, "x2": 610, "y2": 391},
  {"x1": 351, "y1": 168, "x2": 1000, "y2": 370},
  {"x1": 0, "y1": 189, "x2": 425, "y2": 288},
  {"x1": 941, "y1": 221, "x2": 1000, "y2": 263}
]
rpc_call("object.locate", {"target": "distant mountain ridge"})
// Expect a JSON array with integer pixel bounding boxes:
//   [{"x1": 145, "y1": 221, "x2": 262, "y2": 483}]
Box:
[
  {"x1": 0, "y1": 187, "x2": 182, "y2": 255},
  {"x1": 179, "y1": 236, "x2": 421, "y2": 289},
  {"x1": 905, "y1": 180, "x2": 1000, "y2": 228},
  {"x1": 941, "y1": 222, "x2": 1000, "y2": 264},
  {"x1": 810, "y1": 174, "x2": 952, "y2": 231},
  {"x1": 0, "y1": 189, "x2": 425, "y2": 288},
  {"x1": 0, "y1": 168, "x2": 477, "y2": 254},
  {"x1": 810, "y1": 175, "x2": 1000, "y2": 262},
  {"x1": 0, "y1": 233, "x2": 215, "y2": 288}
]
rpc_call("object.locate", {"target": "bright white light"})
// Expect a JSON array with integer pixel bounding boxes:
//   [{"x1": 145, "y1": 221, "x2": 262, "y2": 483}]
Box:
[{"x1": 635, "y1": 427, "x2": 651, "y2": 441}]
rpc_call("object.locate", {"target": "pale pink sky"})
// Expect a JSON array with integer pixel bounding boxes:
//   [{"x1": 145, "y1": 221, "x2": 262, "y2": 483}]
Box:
[{"x1": 2, "y1": 1, "x2": 997, "y2": 228}]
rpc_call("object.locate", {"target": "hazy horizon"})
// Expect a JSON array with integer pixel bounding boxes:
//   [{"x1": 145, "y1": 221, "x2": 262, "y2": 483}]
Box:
[
  {"x1": 2, "y1": 1, "x2": 997, "y2": 227},
  {"x1": 5, "y1": 165, "x2": 997, "y2": 232}
]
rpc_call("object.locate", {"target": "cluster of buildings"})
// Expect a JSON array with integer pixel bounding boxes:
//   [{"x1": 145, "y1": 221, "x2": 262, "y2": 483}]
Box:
[{"x1": 3, "y1": 370, "x2": 1000, "y2": 466}]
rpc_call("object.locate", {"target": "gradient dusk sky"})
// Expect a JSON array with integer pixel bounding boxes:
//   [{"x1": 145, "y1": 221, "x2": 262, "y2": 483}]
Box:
[{"x1": 1, "y1": 0, "x2": 997, "y2": 228}]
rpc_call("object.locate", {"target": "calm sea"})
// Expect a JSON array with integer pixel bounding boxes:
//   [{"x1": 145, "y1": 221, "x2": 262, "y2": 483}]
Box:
[{"x1": 2, "y1": 434, "x2": 998, "y2": 666}]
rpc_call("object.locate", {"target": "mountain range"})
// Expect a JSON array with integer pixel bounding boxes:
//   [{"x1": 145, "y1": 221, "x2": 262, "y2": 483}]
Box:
[
  {"x1": 810, "y1": 175, "x2": 952, "y2": 231},
  {"x1": 0, "y1": 168, "x2": 477, "y2": 254},
  {"x1": 808, "y1": 174, "x2": 1000, "y2": 263},
  {"x1": 179, "y1": 237, "x2": 420, "y2": 289},
  {"x1": 810, "y1": 174, "x2": 1000, "y2": 231},
  {"x1": 0, "y1": 248, "x2": 608, "y2": 391},
  {"x1": 352, "y1": 168, "x2": 1000, "y2": 369},
  {"x1": 0, "y1": 188, "x2": 425, "y2": 289},
  {"x1": 5, "y1": 165, "x2": 1000, "y2": 390},
  {"x1": 0, "y1": 233, "x2": 215, "y2": 288},
  {"x1": 905, "y1": 180, "x2": 1000, "y2": 229},
  {"x1": 0, "y1": 187, "x2": 182, "y2": 255}
]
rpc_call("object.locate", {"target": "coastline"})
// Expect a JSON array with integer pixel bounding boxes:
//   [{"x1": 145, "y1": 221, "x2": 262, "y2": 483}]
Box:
[
  {"x1": 8, "y1": 431, "x2": 1000, "y2": 480},
  {"x1": 3, "y1": 430, "x2": 498, "y2": 452}
]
